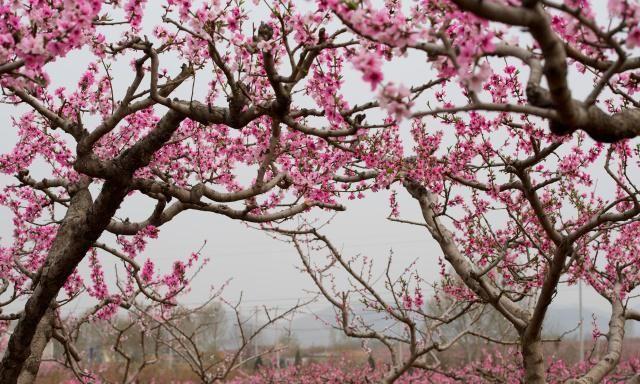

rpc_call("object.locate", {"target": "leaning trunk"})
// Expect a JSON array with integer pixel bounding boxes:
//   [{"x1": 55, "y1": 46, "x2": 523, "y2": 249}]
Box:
[
  {"x1": 17, "y1": 308, "x2": 54, "y2": 384},
  {"x1": 0, "y1": 185, "x2": 127, "y2": 383},
  {"x1": 566, "y1": 285, "x2": 626, "y2": 383},
  {"x1": 0, "y1": 110, "x2": 186, "y2": 384}
]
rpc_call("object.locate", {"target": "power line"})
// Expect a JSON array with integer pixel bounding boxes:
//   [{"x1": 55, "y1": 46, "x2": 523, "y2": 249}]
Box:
[
  {"x1": 146, "y1": 238, "x2": 432, "y2": 260},
  {"x1": 58, "y1": 281, "x2": 599, "y2": 312}
]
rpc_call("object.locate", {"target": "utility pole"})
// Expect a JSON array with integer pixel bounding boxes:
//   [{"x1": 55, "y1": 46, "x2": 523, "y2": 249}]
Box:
[{"x1": 579, "y1": 279, "x2": 584, "y2": 362}]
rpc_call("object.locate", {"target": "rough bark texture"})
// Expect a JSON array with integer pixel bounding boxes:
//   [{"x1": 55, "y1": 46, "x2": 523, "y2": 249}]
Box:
[
  {"x1": 0, "y1": 110, "x2": 186, "y2": 383},
  {"x1": 0, "y1": 189, "x2": 97, "y2": 382},
  {"x1": 17, "y1": 308, "x2": 53, "y2": 384},
  {"x1": 521, "y1": 334, "x2": 545, "y2": 384},
  {"x1": 520, "y1": 243, "x2": 572, "y2": 383},
  {"x1": 628, "y1": 375, "x2": 640, "y2": 384}
]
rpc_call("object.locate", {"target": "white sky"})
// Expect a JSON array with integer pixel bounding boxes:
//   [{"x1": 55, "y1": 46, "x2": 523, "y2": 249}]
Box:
[{"x1": 0, "y1": 1, "x2": 622, "y2": 335}]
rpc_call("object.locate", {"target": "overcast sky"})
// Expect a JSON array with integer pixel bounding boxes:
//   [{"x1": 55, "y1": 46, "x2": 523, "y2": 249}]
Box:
[{"x1": 0, "y1": 1, "x2": 620, "y2": 331}]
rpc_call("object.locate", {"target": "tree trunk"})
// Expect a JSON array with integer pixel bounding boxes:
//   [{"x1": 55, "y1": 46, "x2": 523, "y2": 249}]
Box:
[
  {"x1": 627, "y1": 374, "x2": 640, "y2": 384},
  {"x1": 0, "y1": 110, "x2": 185, "y2": 384},
  {"x1": 0, "y1": 189, "x2": 93, "y2": 382},
  {"x1": 17, "y1": 308, "x2": 54, "y2": 384},
  {"x1": 0, "y1": 187, "x2": 117, "y2": 383},
  {"x1": 567, "y1": 286, "x2": 626, "y2": 384},
  {"x1": 521, "y1": 333, "x2": 546, "y2": 384}
]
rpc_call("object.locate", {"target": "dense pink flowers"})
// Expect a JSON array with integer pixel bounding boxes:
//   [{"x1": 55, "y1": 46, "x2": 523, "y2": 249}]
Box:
[
  {"x1": 0, "y1": 0, "x2": 103, "y2": 85},
  {"x1": 225, "y1": 355, "x2": 640, "y2": 384},
  {"x1": 124, "y1": 0, "x2": 148, "y2": 30},
  {"x1": 1, "y1": 0, "x2": 640, "y2": 381}
]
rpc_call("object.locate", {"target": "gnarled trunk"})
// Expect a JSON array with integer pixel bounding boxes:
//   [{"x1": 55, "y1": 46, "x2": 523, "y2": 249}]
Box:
[
  {"x1": 0, "y1": 110, "x2": 186, "y2": 384},
  {"x1": 17, "y1": 308, "x2": 54, "y2": 384},
  {"x1": 0, "y1": 187, "x2": 119, "y2": 383}
]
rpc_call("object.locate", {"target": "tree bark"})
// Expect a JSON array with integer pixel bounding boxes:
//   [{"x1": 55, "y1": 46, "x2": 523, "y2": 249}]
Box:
[
  {"x1": 567, "y1": 286, "x2": 626, "y2": 384},
  {"x1": 0, "y1": 187, "x2": 120, "y2": 383},
  {"x1": 452, "y1": 0, "x2": 640, "y2": 143},
  {"x1": 521, "y1": 332, "x2": 546, "y2": 384},
  {"x1": 627, "y1": 374, "x2": 640, "y2": 384},
  {"x1": 17, "y1": 308, "x2": 53, "y2": 384},
  {"x1": 0, "y1": 110, "x2": 186, "y2": 383},
  {"x1": 403, "y1": 180, "x2": 529, "y2": 328}
]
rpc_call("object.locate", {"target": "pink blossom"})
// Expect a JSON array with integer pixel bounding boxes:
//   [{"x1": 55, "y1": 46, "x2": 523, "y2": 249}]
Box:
[
  {"x1": 378, "y1": 83, "x2": 414, "y2": 120},
  {"x1": 627, "y1": 27, "x2": 640, "y2": 48},
  {"x1": 351, "y1": 50, "x2": 384, "y2": 90},
  {"x1": 459, "y1": 62, "x2": 492, "y2": 92}
]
